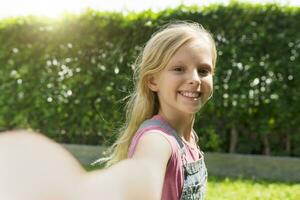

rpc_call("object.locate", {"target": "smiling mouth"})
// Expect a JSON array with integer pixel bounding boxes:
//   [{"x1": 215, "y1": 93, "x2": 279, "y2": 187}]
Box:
[{"x1": 178, "y1": 91, "x2": 202, "y2": 100}]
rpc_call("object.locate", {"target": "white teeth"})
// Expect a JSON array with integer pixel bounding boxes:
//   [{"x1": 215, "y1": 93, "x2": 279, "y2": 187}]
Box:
[{"x1": 180, "y1": 91, "x2": 200, "y2": 98}]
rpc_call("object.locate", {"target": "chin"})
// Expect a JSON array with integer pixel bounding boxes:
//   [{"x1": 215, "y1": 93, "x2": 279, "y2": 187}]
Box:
[{"x1": 184, "y1": 106, "x2": 203, "y2": 114}]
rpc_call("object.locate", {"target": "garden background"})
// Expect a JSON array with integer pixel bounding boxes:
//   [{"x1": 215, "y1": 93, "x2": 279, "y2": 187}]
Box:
[
  {"x1": 0, "y1": 2, "x2": 300, "y2": 199},
  {"x1": 1, "y1": 2, "x2": 299, "y2": 156}
]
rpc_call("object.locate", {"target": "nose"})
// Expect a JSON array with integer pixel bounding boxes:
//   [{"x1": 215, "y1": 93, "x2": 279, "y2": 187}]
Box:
[{"x1": 188, "y1": 69, "x2": 201, "y2": 86}]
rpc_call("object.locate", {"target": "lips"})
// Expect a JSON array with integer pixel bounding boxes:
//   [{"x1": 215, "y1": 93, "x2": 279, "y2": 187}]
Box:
[{"x1": 178, "y1": 91, "x2": 202, "y2": 99}]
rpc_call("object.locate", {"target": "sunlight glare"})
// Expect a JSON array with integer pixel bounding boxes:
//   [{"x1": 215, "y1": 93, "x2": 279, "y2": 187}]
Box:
[
  {"x1": 0, "y1": 0, "x2": 298, "y2": 19},
  {"x1": 0, "y1": 0, "x2": 222, "y2": 19},
  {"x1": 0, "y1": 0, "x2": 84, "y2": 18}
]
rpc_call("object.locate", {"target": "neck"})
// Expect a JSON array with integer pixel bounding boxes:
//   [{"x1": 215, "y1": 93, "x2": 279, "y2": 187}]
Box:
[{"x1": 158, "y1": 110, "x2": 195, "y2": 142}]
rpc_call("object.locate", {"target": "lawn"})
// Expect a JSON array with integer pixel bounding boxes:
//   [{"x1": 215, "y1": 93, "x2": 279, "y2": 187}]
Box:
[
  {"x1": 206, "y1": 176, "x2": 300, "y2": 200},
  {"x1": 85, "y1": 165, "x2": 300, "y2": 200}
]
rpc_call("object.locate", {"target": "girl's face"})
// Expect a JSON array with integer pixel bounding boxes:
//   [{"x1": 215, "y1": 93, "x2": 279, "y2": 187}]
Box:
[{"x1": 148, "y1": 38, "x2": 214, "y2": 116}]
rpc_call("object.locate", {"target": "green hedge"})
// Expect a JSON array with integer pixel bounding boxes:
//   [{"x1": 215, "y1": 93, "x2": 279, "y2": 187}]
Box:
[{"x1": 0, "y1": 2, "x2": 299, "y2": 156}]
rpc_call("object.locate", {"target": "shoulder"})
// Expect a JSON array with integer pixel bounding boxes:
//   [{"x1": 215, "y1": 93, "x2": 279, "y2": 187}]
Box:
[
  {"x1": 126, "y1": 131, "x2": 173, "y2": 200},
  {"x1": 128, "y1": 124, "x2": 179, "y2": 158},
  {"x1": 132, "y1": 130, "x2": 172, "y2": 164}
]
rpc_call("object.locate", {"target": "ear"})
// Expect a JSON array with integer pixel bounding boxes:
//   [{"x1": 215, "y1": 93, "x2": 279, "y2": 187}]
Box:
[{"x1": 147, "y1": 75, "x2": 158, "y2": 92}]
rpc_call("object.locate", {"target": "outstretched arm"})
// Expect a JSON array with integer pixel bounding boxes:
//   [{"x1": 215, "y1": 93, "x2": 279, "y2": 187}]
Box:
[
  {"x1": 0, "y1": 130, "x2": 84, "y2": 200},
  {"x1": 80, "y1": 131, "x2": 172, "y2": 200},
  {"x1": 0, "y1": 130, "x2": 171, "y2": 200}
]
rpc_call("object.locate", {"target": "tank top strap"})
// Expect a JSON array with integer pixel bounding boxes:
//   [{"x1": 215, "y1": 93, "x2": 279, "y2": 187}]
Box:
[{"x1": 139, "y1": 119, "x2": 186, "y2": 156}]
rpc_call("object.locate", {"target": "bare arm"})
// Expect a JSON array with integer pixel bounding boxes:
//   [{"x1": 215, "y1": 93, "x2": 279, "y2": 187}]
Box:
[
  {"x1": 0, "y1": 131, "x2": 84, "y2": 200},
  {"x1": 80, "y1": 131, "x2": 172, "y2": 200},
  {"x1": 0, "y1": 130, "x2": 171, "y2": 200}
]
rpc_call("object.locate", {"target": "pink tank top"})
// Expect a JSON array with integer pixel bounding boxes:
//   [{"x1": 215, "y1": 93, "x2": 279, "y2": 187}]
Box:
[{"x1": 127, "y1": 115, "x2": 201, "y2": 200}]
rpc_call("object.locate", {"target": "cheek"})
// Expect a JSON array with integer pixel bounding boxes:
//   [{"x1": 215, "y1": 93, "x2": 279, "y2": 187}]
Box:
[{"x1": 202, "y1": 77, "x2": 213, "y2": 88}]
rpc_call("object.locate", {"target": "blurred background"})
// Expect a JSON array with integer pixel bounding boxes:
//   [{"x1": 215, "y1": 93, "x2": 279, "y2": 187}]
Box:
[
  {"x1": 0, "y1": 0, "x2": 299, "y2": 199},
  {"x1": 1, "y1": 0, "x2": 299, "y2": 18}
]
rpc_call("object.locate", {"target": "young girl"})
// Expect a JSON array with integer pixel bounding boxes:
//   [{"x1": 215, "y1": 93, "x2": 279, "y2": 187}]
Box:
[
  {"x1": 98, "y1": 20, "x2": 216, "y2": 199},
  {"x1": 0, "y1": 21, "x2": 216, "y2": 200}
]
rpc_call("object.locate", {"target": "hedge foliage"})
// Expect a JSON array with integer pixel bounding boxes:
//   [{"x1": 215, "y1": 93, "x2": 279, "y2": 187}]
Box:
[{"x1": 0, "y1": 2, "x2": 299, "y2": 156}]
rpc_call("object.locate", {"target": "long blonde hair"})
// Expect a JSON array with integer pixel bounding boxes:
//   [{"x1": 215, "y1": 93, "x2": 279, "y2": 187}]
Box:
[{"x1": 98, "y1": 21, "x2": 217, "y2": 167}]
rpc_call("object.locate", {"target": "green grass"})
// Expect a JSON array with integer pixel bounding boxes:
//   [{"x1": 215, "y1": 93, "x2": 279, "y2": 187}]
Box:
[
  {"x1": 84, "y1": 165, "x2": 300, "y2": 200},
  {"x1": 206, "y1": 176, "x2": 300, "y2": 200}
]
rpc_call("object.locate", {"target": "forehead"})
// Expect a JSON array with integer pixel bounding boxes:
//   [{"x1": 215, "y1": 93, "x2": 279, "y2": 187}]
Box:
[{"x1": 168, "y1": 38, "x2": 213, "y2": 67}]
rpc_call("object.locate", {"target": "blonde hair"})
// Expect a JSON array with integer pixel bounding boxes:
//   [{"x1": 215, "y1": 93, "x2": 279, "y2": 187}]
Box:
[{"x1": 98, "y1": 21, "x2": 217, "y2": 167}]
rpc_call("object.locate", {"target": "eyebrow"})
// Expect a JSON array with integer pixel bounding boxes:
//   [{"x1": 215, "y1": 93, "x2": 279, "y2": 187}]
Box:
[{"x1": 175, "y1": 61, "x2": 213, "y2": 70}]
